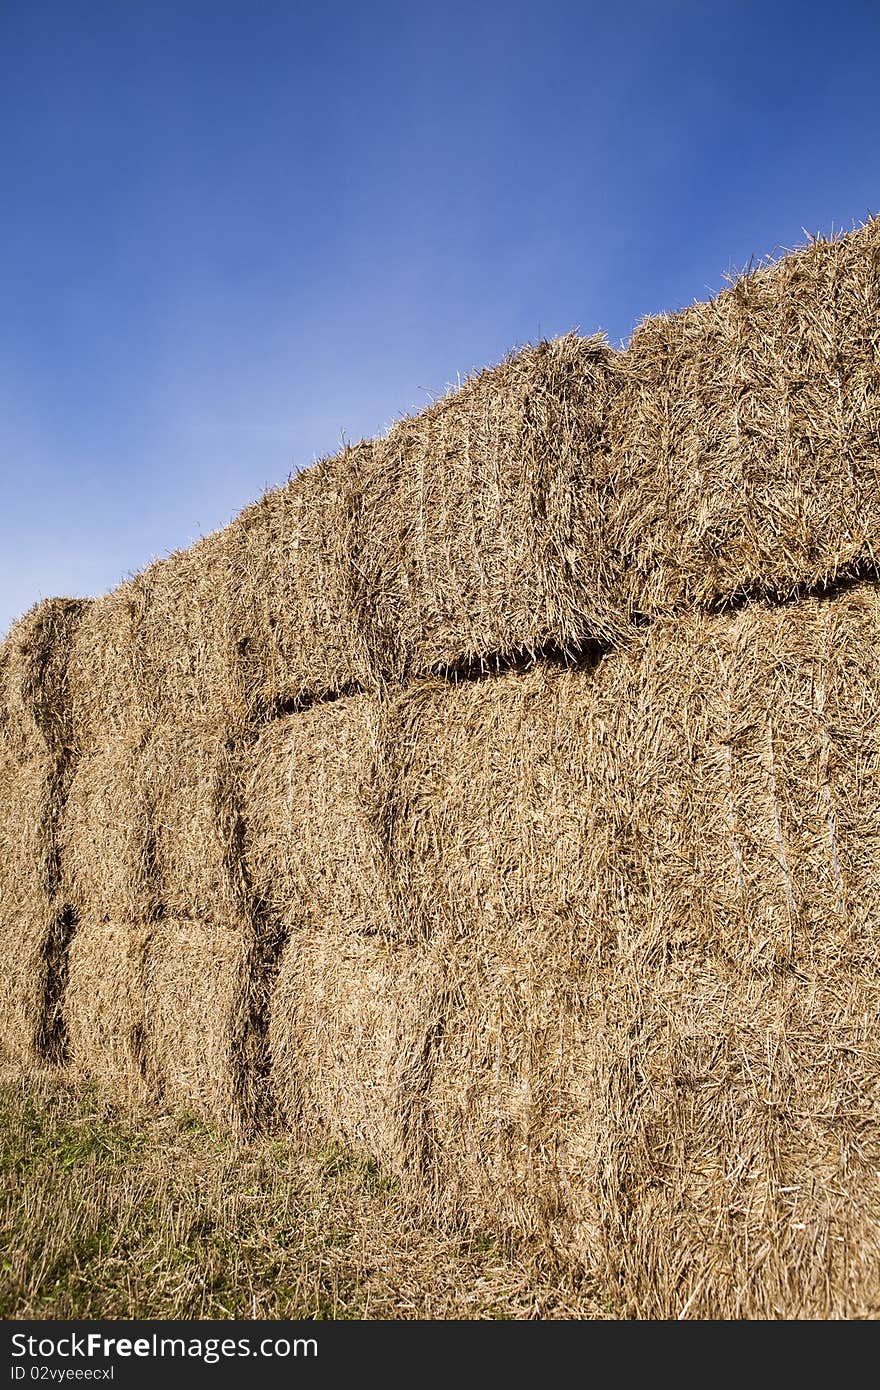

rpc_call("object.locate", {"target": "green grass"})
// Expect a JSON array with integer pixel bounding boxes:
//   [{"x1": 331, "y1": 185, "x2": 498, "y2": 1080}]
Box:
[{"x1": 0, "y1": 1070, "x2": 603, "y2": 1319}]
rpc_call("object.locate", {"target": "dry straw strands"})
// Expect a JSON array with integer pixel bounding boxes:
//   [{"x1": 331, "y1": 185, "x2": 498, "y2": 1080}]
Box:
[
  {"x1": 243, "y1": 698, "x2": 393, "y2": 938},
  {"x1": 264, "y1": 585, "x2": 880, "y2": 1317},
  {"x1": 62, "y1": 721, "x2": 253, "y2": 927},
  {"x1": 0, "y1": 752, "x2": 72, "y2": 1065},
  {"x1": 61, "y1": 732, "x2": 156, "y2": 924},
  {"x1": 0, "y1": 598, "x2": 90, "y2": 760},
  {"x1": 608, "y1": 219, "x2": 880, "y2": 613},
  {"x1": 64, "y1": 917, "x2": 263, "y2": 1128},
  {"x1": 62, "y1": 918, "x2": 152, "y2": 1103},
  {"x1": 0, "y1": 899, "x2": 69, "y2": 1067},
  {"x1": 0, "y1": 599, "x2": 88, "y2": 1065},
  {"x1": 145, "y1": 722, "x2": 253, "y2": 926},
  {"x1": 268, "y1": 929, "x2": 442, "y2": 1176},
  {"x1": 351, "y1": 335, "x2": 618, "y2": 673},
  {"x1": 66, "y1": 541, "x2": 249, "y2": 752}
]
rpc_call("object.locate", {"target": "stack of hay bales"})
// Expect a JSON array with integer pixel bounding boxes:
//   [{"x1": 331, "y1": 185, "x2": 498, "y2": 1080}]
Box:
[
  {"x1": 60, "y1": 699, "x2": 272, "y2": 1124},
  {"x1": 4, "y1": 218, "x2": 878, "y2": 1315},
  {"x1": 386, "y1": 593, "x2": 880, "y2": 1317},
  {"x1": 243, "y1": 222, "x2": 880, "y2": 1317},
  {"x1": 250, "y1": 588, "x2": 880, "y2": 1317},
  {"x1": 0, "y1": 598, "x2": 88, "y2": 1064},
  {"x1": 243, "y1": 698, "x2": 445, "y2": 1172}
]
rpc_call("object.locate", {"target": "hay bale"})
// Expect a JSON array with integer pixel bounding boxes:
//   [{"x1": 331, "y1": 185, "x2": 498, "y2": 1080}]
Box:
[
  {"x1": 230, "y1": 445, "x2": 380, "y2": 709},
  {"x1": 0, "y1": 898, "x2": 72, "y2": 1067},
  {"x1": 0, "y1": 750, "x2": 64, "y2": 904},
  {"x1": 66, "y1": 582, "x2": 145, "y2": 752},
  {"x1": 323, "y1": 586, "x2": 879, "y2": 1316},
  {"x1": 145, "y1": 721, "x2": 253, "y2": 925},
  {"x1": 142, "y1": 917, "x2": 255, "y2": 1125},
  {"x1": 66, "y1": 538, "x2": 252, "y2": 748},
  {"x1": 63, "y1": 917, "x2": 150, "y2": 1100},
  {"x1": 63, "y1": 915, "x2": 268, "y2": 1127},
  {"x1": 269, "y1": 928, "x2": 442, "y2": 1174},
  {"x1": 61, "y1": 338, "x2": 617, "y2": 729},
  {"x1": 60, "y1": 731, "x2": 156, "y2": 923},
  {"x1": 0, "y1": 749, "x2": 73, "y2": 1065},
  {"x1": 0, "y1": 601, "x2": 87, "y2": 1067},
  {"x1": 62, "y1": 717, "x2": 253, "y2": 927},
  {"x1": 0, "y1": 598, "x2": 90, "y2": 760},
  {"x1": 243, "y1": 698, "x2": 395, "y2": 937},
  {"x1": 377, "y1": 667, "x2": 610, "y2": 1245},
  {"x1": 347, "y1": 334, "x2": 620, "y2": 676},
  {"x1": 379, "y1": 667, "x2": 597, "y2": 942},
  {"x1": 63, "y1": 448, "x2": 378, "y2": 736},
  {"x1": 607, "y1": 218, "x2": 880, "y2": 615}
]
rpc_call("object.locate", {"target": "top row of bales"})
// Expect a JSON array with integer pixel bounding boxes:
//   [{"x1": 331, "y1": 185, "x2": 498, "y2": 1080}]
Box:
[{"x1": 10, "y1": 218, "x2": 880, "y2": 751}]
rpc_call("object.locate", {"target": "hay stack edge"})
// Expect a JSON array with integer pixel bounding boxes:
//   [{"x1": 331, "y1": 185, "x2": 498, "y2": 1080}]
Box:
[{"x1": 2, "y1": 221, "x2": 879, "y2": 1317}]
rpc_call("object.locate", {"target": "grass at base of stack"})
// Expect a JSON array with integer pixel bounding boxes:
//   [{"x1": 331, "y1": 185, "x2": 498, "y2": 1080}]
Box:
[{"x1": 0, "y1": 1072, "x2": 607, "y2": 1319}]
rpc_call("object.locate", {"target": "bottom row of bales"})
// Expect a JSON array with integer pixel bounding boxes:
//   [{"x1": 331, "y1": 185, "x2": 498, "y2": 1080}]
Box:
[{"x1": 5, "y1": 584, "x2": 879, "y2": 1318}]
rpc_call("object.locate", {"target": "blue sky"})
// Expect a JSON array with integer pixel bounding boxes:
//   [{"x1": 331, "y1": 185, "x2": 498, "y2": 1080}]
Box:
[{"x1": 2, "y1": 0, "x2": 878, "y2": 637}]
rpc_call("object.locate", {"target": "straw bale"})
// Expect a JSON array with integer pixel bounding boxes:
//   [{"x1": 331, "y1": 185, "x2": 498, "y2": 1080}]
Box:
[
  {"x1": 0, "y1": 900, "x2": 72, "y2": 1067},
  {"x1": 146, "y1": 721, "x2": 253, "y2": 926},
  {"x1": 607, "y1": 219, "x2": 880, "y2": 615},
  {"x1": 312, "y1": 584, "x2": 878, "y2": 1316},
  {"x1": 66, "y1": 536, "x2": 252, "y2": 748},
  {"x1": 64, "y1": 915, "x2": 268, "y2": 1127},
  {"x1": 0, "y1": 749, "x2": 64, "y2": 904},
  {"x1": 0, "y1": 748, "x2": 73, "y2": 1065},
  {"x1": 65, "y1": 451, "x2": 376, "y2": 735},
  {"x1": 62, "y1": 336, "x2": 617, "y2": 731},
  {"x1": 230, "y1": 444, "x2": 380, "y2": 709},
  {"x1": 0, "y1": 598, "x2": 90, "y2": 760},
  {"x1": 60, "y1": 730, "x2": 156, "y2": 923},
  {"x1": 63, "y1": 917, "x2": 151, "y2": 1100},
  {"x1": 344, "y1": 334, "x2": 620, "y2": 677},
  {"x1": 269, "y1": 929, "x2": 443, "y2": 1174},
  {"x1": 62, "y1": 716, "x2": 253, "y2": 926},
  {"x1": 243, "y1": 698, "x2": 394, "y2": 937},
  {"x1": 66, "y1": 582, "x2": 145, "y2": 751},
  {"x1": 142, "y1": 917, "x2": 255, "y2": 1125}
]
